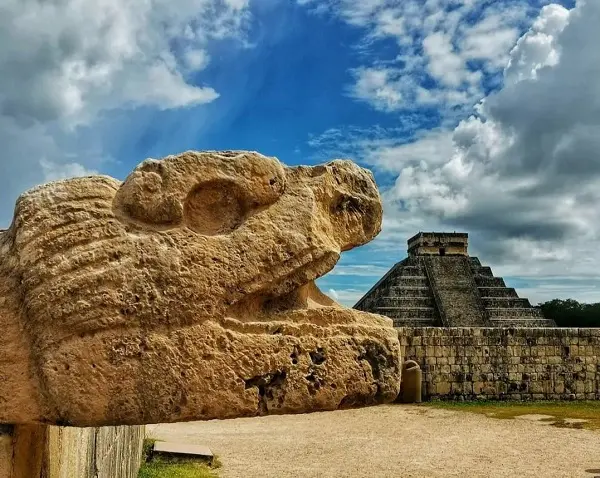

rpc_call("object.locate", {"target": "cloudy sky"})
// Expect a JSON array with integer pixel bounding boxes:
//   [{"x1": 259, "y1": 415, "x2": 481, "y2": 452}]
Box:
[{"x1": 2, "y1": 0, "x2": 598, "y2": 306}]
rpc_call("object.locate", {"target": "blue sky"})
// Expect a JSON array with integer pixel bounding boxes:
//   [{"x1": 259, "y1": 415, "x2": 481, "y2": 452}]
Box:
[{"x1": 3, "y1": 0, "x2": 600, "y2": 307}]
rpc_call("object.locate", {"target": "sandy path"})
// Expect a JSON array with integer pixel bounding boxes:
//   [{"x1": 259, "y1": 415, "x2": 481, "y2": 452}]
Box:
[{"x1": 147, "y1": 404, "x2": 600, "y2": 478}]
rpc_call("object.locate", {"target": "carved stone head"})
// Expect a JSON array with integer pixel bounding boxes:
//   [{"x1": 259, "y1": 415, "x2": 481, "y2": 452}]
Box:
[{"x1": 0, "y1": 151, "x2": 400, "y2": 426}]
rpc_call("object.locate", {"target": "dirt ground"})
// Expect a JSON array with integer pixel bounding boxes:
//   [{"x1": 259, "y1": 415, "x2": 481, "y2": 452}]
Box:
[{"x1": 147, "y1": 404, "x2": 600, "y2": 478}]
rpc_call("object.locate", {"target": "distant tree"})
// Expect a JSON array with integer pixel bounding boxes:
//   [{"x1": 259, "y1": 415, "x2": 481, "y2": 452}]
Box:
[{"x1": 536, "y1": 299, "x2": 600, "y2": 327}]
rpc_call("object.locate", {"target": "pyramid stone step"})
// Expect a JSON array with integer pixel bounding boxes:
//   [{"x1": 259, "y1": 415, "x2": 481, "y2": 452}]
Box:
[
  {"x1": 490, "y1": 318, "x2": 556, "y2": 327},
  {"x1": 472, "y1": 266, "x2": 494, "y2": 277},
  {"x1": 378, "y1": 297, "x2": 434, "y2": 308},
  {"x1": 389, "y1": 277, "x2": 428, "y2": 288},
  {"x1": 393, "y1": 318, "x2": 437, "y2": 327},
  {"x1": 474, "y1": 276, "x2": 506, "y2": 287},
  {"x1": 478, "y1": 287, "x2": 518, "y2": 298},
  {"x1": 469, "y1": 257, "x2": 482, "y2": 267},
  {"x1": 487, "y1": 308, "x2": 543, "y2": 318},
  {"x1": 482, "y1": 297, "x2": 531, "y2": 308},
  {"x1": 384, "y1": 286, "x2": 431, "y2": 298},
  {"x1": 392, "y1": 266, "x2": 426, "y2": 277},
  {"x1": 375, "y1": 307, "x2": 436, "y2": 319}
]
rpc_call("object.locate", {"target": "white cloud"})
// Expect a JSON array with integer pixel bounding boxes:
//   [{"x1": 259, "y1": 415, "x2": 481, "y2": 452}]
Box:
[
  {"x1": 0, "y1": 0, "x2": 251, "y2": 226},
  {"x1": 504, "y1": 4, "x2": 570, "y2": 85},
  {"x1": 40, "y1": 159, "x2": 98, "y2": 182},
  {"x1": 184, "y1": 49, "x2": 212, "y2": 71},
  {"x1": 328, "y1": 264, "x2": 391, "y2": 277},
  {"x1": 0, "y1": 0, "x2": 250, "y2": 126},
  {"x1": 310, "y1": 1, "x2": 600, "y2": 304},
  {"x1": 302, "y1": 0, "x2": 536, "y2": 114},
  {"x1": 349, "y1": 68, "x2": 406, "y2": 111},
  {"x1": 321, "y1": 287, "x2": 368, "y2": 307},
  {"x1": 423, "y1": 32, "x2": 472, "y2": 88}
]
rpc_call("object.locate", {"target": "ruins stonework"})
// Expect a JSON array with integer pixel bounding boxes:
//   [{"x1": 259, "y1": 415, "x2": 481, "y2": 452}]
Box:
[
  {"x1": 398, "y1": 327, "x2": 600, "y2": 401},
  {"x1": 0, "y1": 150, "x2": 401, "y2": 426},
  {"x1": 355, "y1": 232, "x2": 555, "y2": 328}
]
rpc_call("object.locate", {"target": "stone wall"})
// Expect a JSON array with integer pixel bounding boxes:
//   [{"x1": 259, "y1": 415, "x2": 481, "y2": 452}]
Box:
[
  {"x1": 398, "y1": 327, "x2": 600, "y2": 400},
  {"x1": 0, "y1": 424, "x2": 144, "y2": 478}
]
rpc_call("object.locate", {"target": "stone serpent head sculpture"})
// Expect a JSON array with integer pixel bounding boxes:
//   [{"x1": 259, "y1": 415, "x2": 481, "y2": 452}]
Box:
[{"x1": 0, "y1": 151, "x2": 401, "y2": 426}]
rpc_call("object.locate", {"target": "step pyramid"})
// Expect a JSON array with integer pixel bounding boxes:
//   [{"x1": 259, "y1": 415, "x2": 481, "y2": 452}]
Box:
[{"x1": 354, "y1": 232, "x2": 555, "y2": 328}]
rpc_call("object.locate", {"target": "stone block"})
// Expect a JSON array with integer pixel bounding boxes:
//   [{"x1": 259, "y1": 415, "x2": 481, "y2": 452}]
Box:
[
  {"x1": 451, "y1": 382, "x2": 464, "y2": 394},
  {"x1": 473, "y1": 382, "x2": 485, "y2": 394},
  {"x1": 0, "y1": 151, "x2": 402, "y2": 426},
  {"x1": 437, "y1": 382, "x2": 451, "y2": 395},
  {"x1": 529, "y1": 381, "x2": 543, "y2": 394},
  {"x1": 0, "y1": 432, "x2": 13, "y2": 478}
]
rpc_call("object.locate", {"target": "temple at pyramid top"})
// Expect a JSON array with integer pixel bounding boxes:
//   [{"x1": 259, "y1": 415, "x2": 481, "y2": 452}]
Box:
[
  {"x1": 354, "y1": 232, "x2": 555, "y2": 328},
  {"x1": 407, "y1": 232, "x2": 469, "y2": 256}
]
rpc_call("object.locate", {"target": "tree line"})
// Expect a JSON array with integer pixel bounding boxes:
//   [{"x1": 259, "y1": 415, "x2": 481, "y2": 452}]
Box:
[{"x1": 536, "y1": 299, "x2": 600, "y2": 327}]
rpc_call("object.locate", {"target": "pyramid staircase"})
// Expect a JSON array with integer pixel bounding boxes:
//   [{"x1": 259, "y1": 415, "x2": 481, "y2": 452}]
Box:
[
  {"x1": 469, "y1": 257, "x2": 555, "y2": 327},
  {"x1": 354, "y1": 256, "x2": 441, "y2": 327},
  {"x1": 354, "y1": 247, "x2": 555, "y2": 328}
]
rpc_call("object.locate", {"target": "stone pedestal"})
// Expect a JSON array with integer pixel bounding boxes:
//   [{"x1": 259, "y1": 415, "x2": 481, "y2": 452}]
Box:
[
  {"x1": 0, "y1": 426, "x2": 13, "y2": 478},
  {"x1": 0, "y1": 424, "x2": 144, "y2": 478},
  {"x1": 0, "y1": 424, "x2": 47, "y2": 478}
]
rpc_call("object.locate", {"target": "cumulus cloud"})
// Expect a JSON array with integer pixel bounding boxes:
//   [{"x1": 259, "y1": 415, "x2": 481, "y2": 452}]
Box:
[
  {"x1": 0, "y1": 0, "x2": 250, "y2": 226},
  {"x1": 40, "y1": 159, "x2": 97, "y2": 182},
  {"x1": 386, "y1": 1, "x2": 599, "y2": 252},
  {"x1": 308, "y1": 1, "x2": 600, "y2": 304},
  {"x1": 322, "y1": 286, "x2": 368, "y2": 307},
  {"x1": 0, "y1": 0, "x2": 248, "y2": 126},
  {"x1": 300, "y1": 0, "x2": 535, "y2": 114}
]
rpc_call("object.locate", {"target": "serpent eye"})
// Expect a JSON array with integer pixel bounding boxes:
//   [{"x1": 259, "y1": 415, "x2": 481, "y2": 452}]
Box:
[{"x1": 184, "y1": 179, "x2": 249, "y2": 235}]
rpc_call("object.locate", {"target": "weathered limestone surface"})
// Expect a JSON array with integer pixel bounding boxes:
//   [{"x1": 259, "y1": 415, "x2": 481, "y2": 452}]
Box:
[
  {"x1": 398, "y1": 327, "x2": 600, "y2": 401},
  {"x1": 0, "y1": 150, "x2": 401, "y2": 426}
]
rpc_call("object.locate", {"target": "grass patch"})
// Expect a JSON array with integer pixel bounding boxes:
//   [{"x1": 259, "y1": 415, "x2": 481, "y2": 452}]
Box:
[
  {"x1": 138, "y1": 439, "x2": 221, "y2": 478},
  {"x1": 425, "y1": 400, "x2": 600, "y2": 431}
]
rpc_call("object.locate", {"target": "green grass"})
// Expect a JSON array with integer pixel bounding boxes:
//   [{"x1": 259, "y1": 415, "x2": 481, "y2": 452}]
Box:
[
  {"x1": 425, "y1": 400, "x2": 600, "y2": 430},
  {"x1": 138, "y1": 439, "x2": 221, "y2": 478}
]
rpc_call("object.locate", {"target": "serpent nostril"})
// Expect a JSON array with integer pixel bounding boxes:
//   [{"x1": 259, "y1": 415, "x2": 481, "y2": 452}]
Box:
[{"x1": 332, "y1": 195, "x2": 363, "y2": 215}]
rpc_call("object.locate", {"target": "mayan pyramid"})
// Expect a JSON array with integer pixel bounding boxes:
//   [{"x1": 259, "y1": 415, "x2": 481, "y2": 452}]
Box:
[{"x1": 354, "y1": 232, "x2": 555, "y2": 327}]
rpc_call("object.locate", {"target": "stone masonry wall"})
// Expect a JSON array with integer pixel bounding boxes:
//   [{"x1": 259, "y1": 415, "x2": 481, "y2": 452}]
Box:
[{"x1": 398, "y1": 327, "x2": 600, "y2": 400}]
